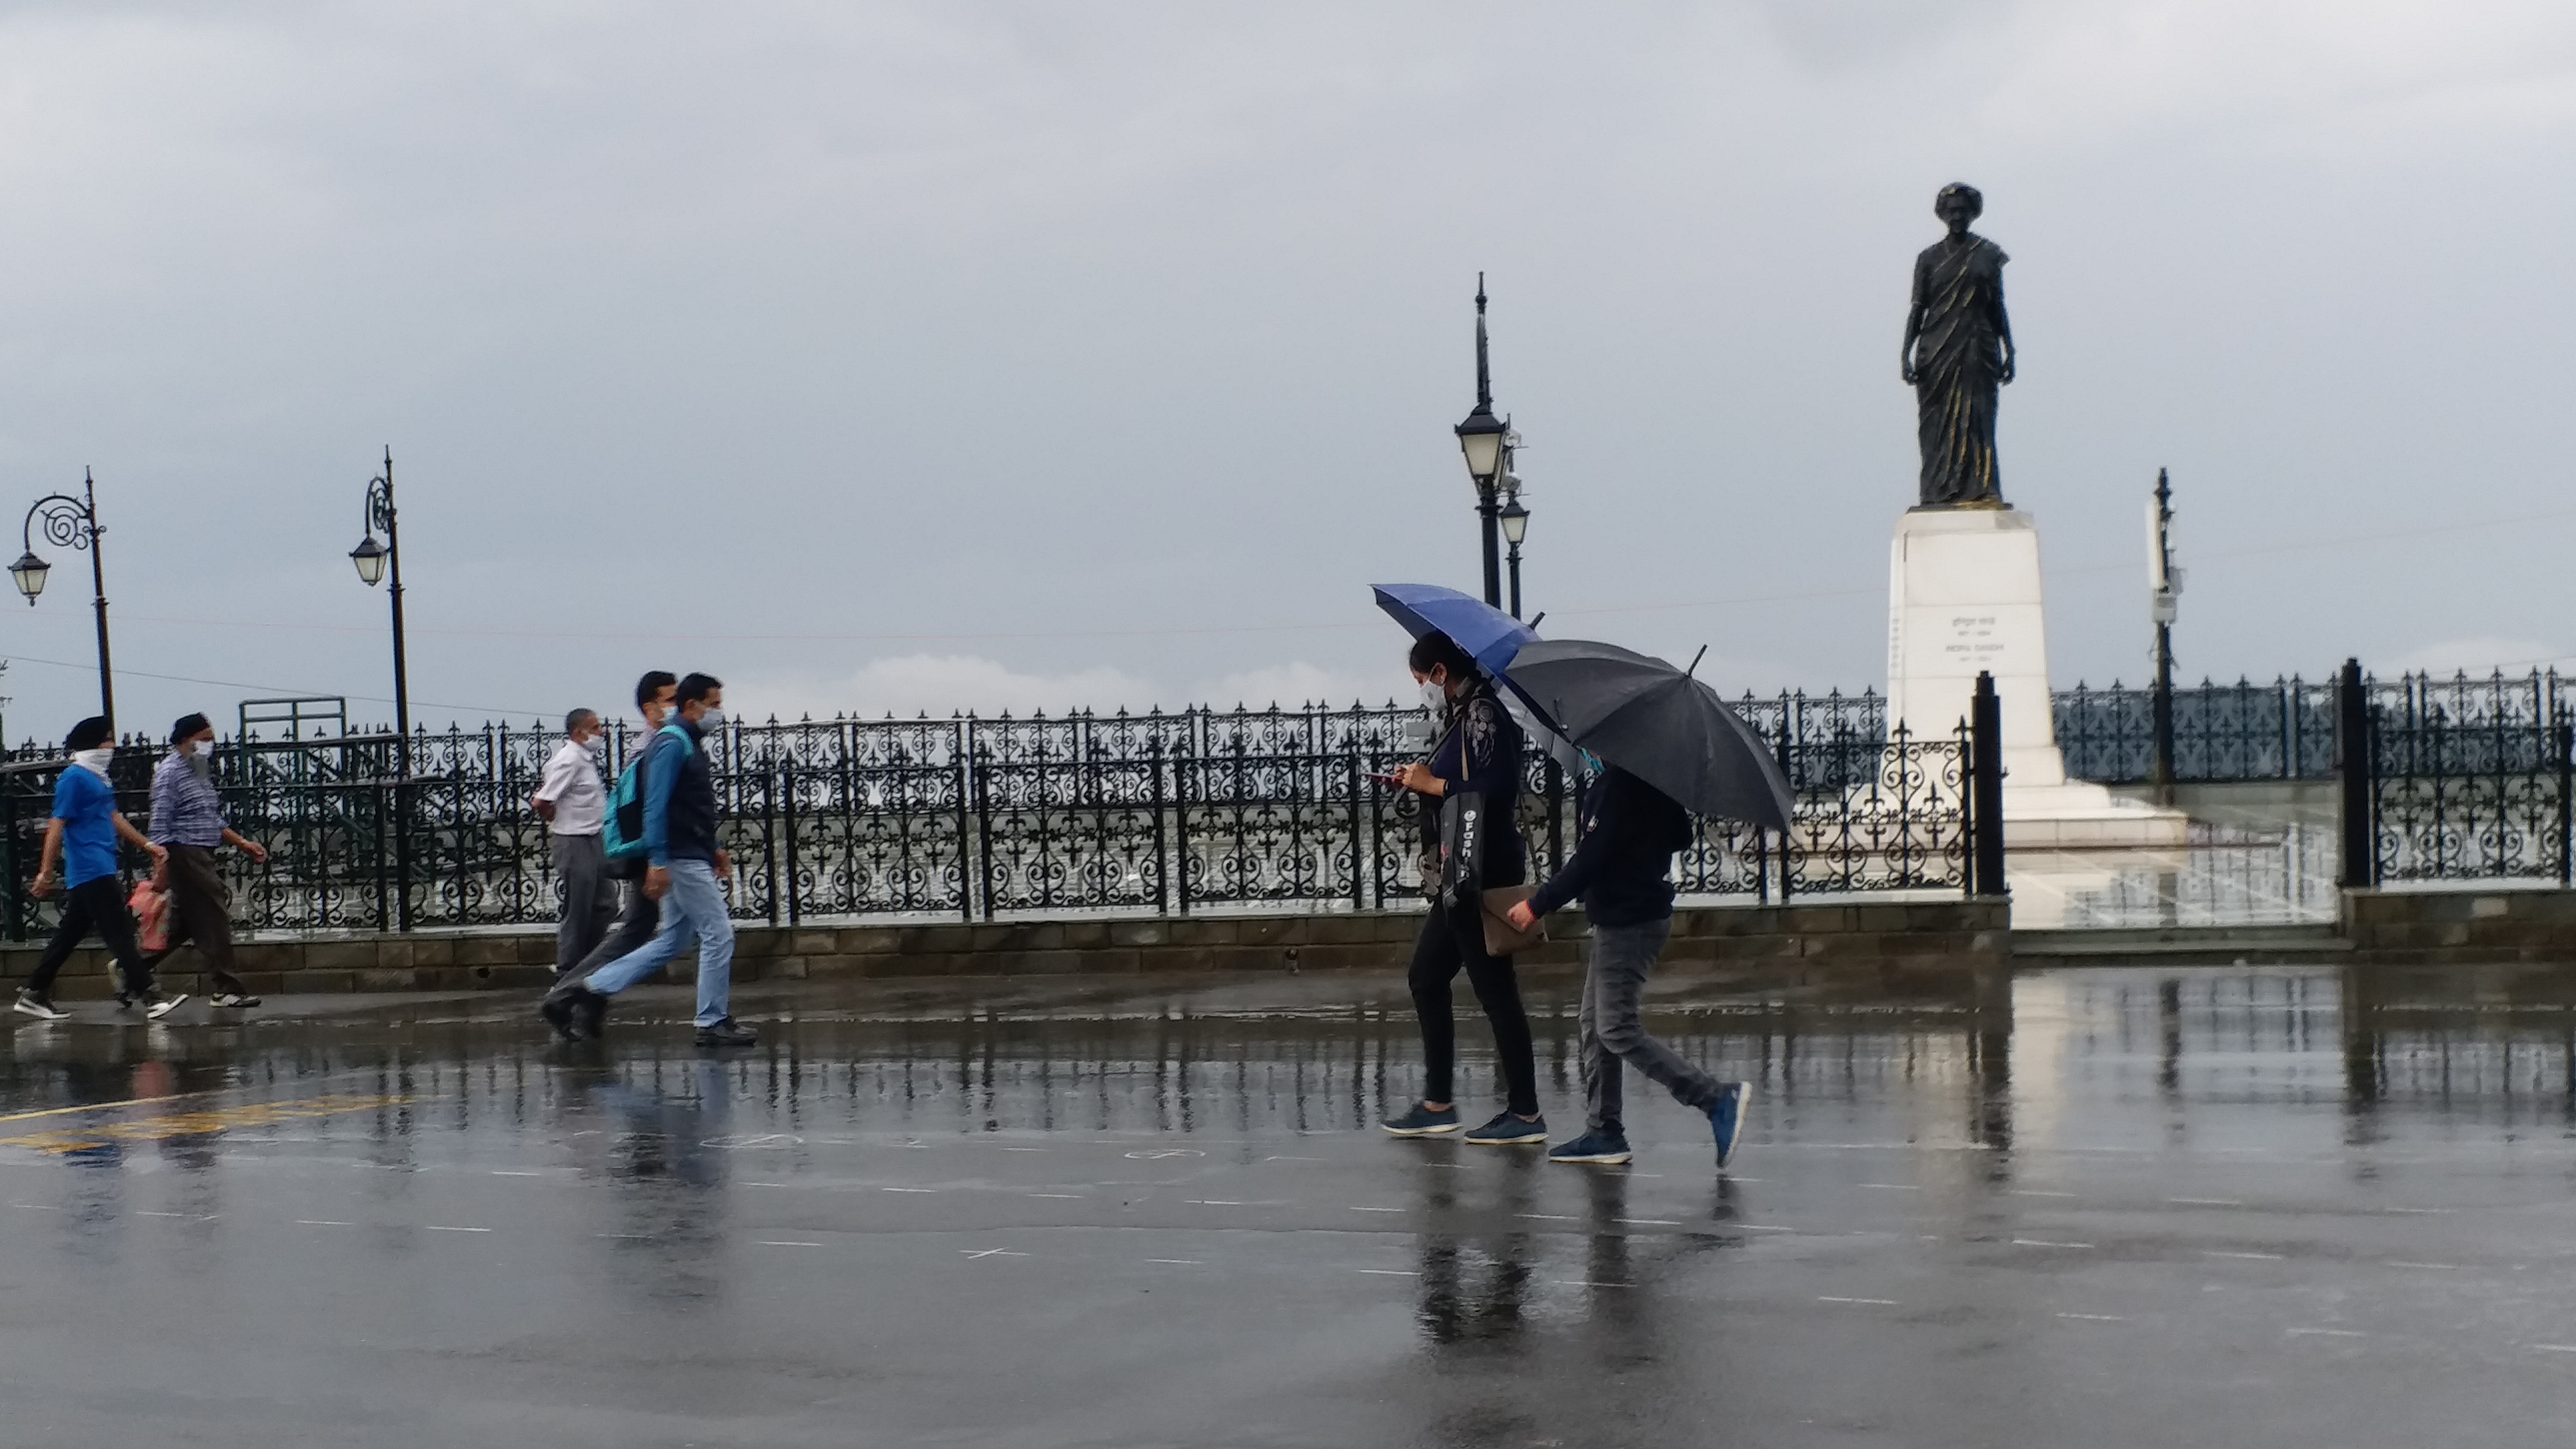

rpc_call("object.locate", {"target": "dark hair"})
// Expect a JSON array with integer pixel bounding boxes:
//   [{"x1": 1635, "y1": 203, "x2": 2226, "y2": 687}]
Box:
[
  {"x1": 564, "y1": 708, "x2": 598, "y2": 736},
  {"x1": 171, "y1": 712, "x2": 212, "y2": 746},
  {"x1": 64, "y1": 716, "x2": 111, "y2": 752},
  {"x1": 635, "y1": 670, "x2": 678, "y2": 712},
  {"x1": 1936, "y1": 182, "x2": 1983, "y2": 220},
  {"x1": 676, "y1": 672, "x2": 723, "y2": 708},
  {"x1": 1406, "y1": 632, "x2": 1476, "y2": 681}
]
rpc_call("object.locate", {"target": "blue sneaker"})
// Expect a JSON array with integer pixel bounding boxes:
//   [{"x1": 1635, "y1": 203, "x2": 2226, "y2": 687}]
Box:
[
  {"x1": 1380, "y1": 1103, "x2": 1461, "y2": 1137},
  {"x1": 1710, "y1": 1082, "x2": 1751, "y2": 1168},
  {"x1": 1463, "y1": 1112, "x2": 1548, "y2": 1147},
  {"x1": 1547, "y1": 1130, "x2": 1632, "y2": 1165}
]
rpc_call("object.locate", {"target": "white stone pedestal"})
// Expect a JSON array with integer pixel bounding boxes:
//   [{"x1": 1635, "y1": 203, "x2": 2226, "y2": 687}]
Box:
[{"x1": 1887, "y1": 508, "x2": 2187, "y2": 849}]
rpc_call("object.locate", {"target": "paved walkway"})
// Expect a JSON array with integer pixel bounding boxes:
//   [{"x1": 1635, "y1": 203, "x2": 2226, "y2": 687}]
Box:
[{"x1": 1, "y1": 969, "x2": 2570, "y2": 1445}]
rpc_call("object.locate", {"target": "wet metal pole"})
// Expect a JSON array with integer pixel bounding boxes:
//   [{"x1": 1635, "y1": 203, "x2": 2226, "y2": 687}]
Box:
[{"x1": 2149, "y1": 468, "x2": 2179, "y2": 808}]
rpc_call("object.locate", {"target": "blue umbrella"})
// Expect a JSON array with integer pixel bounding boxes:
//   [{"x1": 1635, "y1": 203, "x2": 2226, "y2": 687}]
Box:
[{"x1": 1371, "y1": 583, "x2": 1565, "y2": 738}]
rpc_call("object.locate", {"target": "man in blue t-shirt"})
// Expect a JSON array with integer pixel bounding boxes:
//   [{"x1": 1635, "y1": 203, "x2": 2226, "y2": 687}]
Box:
[{"x1": 16, "y1": 716, "x2": 183, "y2": 1020}]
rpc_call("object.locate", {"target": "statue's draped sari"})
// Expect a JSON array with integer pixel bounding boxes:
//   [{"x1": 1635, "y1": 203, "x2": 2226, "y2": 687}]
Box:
[{"x1": 1911, "y1": 235, "x2": 2009, "y2": 506}]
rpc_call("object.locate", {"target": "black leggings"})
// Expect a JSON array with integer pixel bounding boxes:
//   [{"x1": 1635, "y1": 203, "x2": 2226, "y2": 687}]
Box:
[
  {"x1": 1408, "y1": 900, "x2": 1539, "y2": 1117},
  {"x1": 30, "y1": 876, "x2": 152, "y2": 996}
]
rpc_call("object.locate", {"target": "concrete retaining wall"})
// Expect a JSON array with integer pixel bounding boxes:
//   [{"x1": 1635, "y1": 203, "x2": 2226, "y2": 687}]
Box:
[
  {"x1": 0, "y1": 897, "x2": 2011, "y2": 1002},
  {"x1": 2342, "y1": 887, "x2": 2576, "y2": 965}
]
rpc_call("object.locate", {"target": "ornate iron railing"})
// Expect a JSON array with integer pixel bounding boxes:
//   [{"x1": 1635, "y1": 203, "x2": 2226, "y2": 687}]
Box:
[
  {"x1": 2368, "y1": 670, "x2": 2573, "y2": 883},
  {"x1": 2053, "y1": 675, "x2": 2340, "y2": 783},
  {"x1": 0, "y1": 703, "x2": 1974, "y2": 941}
]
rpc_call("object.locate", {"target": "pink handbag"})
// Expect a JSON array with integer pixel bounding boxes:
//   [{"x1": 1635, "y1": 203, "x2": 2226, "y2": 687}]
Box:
[{"x1": 129, "y1": 879, "x2": 172, "y2": 954}]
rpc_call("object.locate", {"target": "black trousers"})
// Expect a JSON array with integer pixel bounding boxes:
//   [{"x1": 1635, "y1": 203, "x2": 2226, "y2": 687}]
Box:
[
  {"x1": 1407, "y1": 899, "x2": 1539, "y2": 1117},
  {"x1": 30, "y1": 876, "x2": 153, "y2": 996},
  {"x1": 567, "y1": 859, "x2": 659, "y2": 982}
]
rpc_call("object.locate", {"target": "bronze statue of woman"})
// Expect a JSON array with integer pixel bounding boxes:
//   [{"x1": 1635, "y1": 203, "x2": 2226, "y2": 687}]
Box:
[{"x1": 1901, "y1": 183, "x2": 2014, "y2": 508}]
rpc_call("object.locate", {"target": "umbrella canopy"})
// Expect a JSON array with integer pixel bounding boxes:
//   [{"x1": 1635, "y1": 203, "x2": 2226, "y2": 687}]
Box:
[
  {"x1": 1503, "y1": 638, "x2": 1794, "y2": 831},
  {"x1": 1371, "y1": 584, "x2": 1567, "y2": 743}
]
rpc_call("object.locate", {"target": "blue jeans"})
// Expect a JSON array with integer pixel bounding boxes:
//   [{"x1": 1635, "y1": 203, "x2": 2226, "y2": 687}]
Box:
[{"x1": 580, "y1": 858, "x2": 735, "y2": 1027}]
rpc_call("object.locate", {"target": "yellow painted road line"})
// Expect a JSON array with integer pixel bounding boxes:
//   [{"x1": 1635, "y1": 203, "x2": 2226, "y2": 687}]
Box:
[
  {"x1": 0, "y1": 1095, "x2": 411, "y2": 1154},
  {"x1": 0, "y1": 1088, "x2": 244, "y2": 1126}
]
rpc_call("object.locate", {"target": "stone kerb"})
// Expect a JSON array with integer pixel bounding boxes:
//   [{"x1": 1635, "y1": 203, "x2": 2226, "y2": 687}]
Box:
[{"x1": 0, "y1": 898, "x2": 2006, "y2": 998}]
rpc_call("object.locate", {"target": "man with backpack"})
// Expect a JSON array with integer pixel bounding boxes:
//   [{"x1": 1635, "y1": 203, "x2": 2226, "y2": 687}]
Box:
[
  {"x1": 1504, "y1": 762, "x2": 1750, "y2": 1168},
  {"x1": 541, "y1": 673, "x2": 754, "y2": 1048},
  {"x1": 533, "y1": 707, "x2": 617, "y2": 975},
  {"x1": 562, "y1": 671, "x2": 673, "y2": 984}
]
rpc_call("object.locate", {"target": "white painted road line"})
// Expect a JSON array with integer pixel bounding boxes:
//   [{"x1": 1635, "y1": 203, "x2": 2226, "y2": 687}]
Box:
[
  {"x1": 424, "y1": 1225, "x2": 492, "y2": 1233},
  {"x1": 492, "y1": 1169, "x2": 543, "y2": 1177},
  {"x1": 882, "y1": 1187, "x2": 938, "y2": 1194},
  {"x1": 2386, "y1": 1261, "x2": 2460, "y2": 1271},
  {"x1": 2168, "y1": 1197, "x2": 2241, "y2": 1206},
  {"x1": 1351, "y1": 1206, "x2": 1403, "y2": 1213},
  {"x1": 759, "y1": 1240, "x2": 823, "y2": 1247},
  {"x1": 2015, "y1": 1239, "x2": 2094, "y2": 1249},
  {"x1": 2203, "y1": 1251, "x2": 2283, "y2": 1261},
  {"x1": 1618, "y1": 1218, "x2": 1682, "y2": 1227},
  {"x1": 1357, "y1": 1269, "x2": 1419, "y2": 1277},
  {"x1": 296, "y1": 1219, "x2": 354, "y2": 1227},
  {"x1": 1858, "y1": 1183, "x2": 1919, "y2": 1191},
  {"x1": 2014, "y1": 1190, "x2": 2076, "y2": 1199},
  {"x1": 962, "y1": 1248, "x2": 1028, "y2": 1259},
  {"x1": 1030, "y1": 1193, "x2": 1084, "y2": 1200},
  {"x1": 2531, "y1": 1344, "x2": 2576, "y2": 1354},
  {"x1": 1145, "y1": 1259, "x2": 1203, "y2": 1265},
  {"x1": 1819, "y1": 1296, "x2": 1898, "y2": 1305},
  {"x1": 2056, "y1": 1313, "x2": 2124, "y2": 1322},
  {"x1": 1517, "y1": 1213, "x2": 1579, "y2": 1222},
  {"x1": 2288, "y1": 1328, "x2": 2365, "y2": 1338}
]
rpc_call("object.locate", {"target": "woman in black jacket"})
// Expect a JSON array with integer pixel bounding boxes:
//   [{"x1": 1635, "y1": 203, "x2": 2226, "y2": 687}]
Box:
[
  {"x1": 1380, "y1": 632, "x2": 1547, "y2": 1147},
  {"x1": 1507, "y1": 763, "x2": 1749, "y2": 1167}
]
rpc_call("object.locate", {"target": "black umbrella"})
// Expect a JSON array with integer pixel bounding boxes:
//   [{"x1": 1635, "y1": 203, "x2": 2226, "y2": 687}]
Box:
[{"x1": 1503, "y1": 638, "x2": 1794, "y2": 831}]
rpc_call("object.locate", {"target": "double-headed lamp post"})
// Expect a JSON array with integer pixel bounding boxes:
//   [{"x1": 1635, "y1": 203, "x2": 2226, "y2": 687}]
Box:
[
  {"x1": 11, "y1": 470, "x2": 116, "y2": 730},
  {"x1": 347, "y1": 447, "x2": 410, "y2": 778},
  {"x1": 1453, "y1": 274, "x2": 1510, "y2": 610}
]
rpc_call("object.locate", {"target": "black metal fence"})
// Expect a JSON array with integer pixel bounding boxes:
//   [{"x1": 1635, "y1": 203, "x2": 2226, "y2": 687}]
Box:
[
  {"x1": 0, "y1": 702, "x2": 1991, "y2": 941},
  {"x1": 2341, "y1": 667, "x2": 2574, "y2": 886},
  {"x1": 2054, "y1": 676, "x2": 2341, "y2": 784}
]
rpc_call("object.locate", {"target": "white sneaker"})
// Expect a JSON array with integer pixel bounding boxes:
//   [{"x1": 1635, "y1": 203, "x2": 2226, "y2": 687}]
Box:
[
  {"x1": 12, "y1": 990, "x2": 67, "y2": 1021},
  {"x1": 140, "y1": 992, "x2": 188, "y2": 1020}
]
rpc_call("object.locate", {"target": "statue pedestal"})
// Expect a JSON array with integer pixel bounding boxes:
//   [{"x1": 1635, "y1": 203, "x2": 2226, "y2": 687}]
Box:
[{"x1": 1886, "y1": 508, "x2": 2187, "y2": 849}]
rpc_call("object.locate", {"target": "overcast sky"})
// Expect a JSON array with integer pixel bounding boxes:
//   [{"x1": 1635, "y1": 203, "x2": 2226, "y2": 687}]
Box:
[{"x1": 0, "y1": 1, "x2": 2570, "y2": 740}]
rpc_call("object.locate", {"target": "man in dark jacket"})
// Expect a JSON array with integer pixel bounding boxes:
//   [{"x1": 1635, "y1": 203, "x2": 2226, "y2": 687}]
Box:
[
  {"x1": 1508, "y1": 763, "x2": 1749, "y2": 1167},
  {"x1": 541, "y1": 673, "x2": 755, "y2": 1048}
]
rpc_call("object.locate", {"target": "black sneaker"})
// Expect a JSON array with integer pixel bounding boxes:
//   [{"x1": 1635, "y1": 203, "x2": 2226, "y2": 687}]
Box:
[
  {"x1": 695, "y1": 1017, "x2": 756, "y2": 1048},
  {"x1": 1380, "y1": 1103, "x2": 1462, "y2": 1137},
  {"x1": 209, "y1": 992, "x2": 261, "y2": 1009},
  {"x1": 1463, "y1": 1112, "x2": 1549, "y2": 1147},
  {"x1": 541, "y1": 986, "x2": 605, "y2": 1042},
  {"x1": 12, "y1": 989, "x2": 67, "y2": 1021},
  {"x1": 1547, "y1": 1130, "x2": 1633, "y2": 1165}
]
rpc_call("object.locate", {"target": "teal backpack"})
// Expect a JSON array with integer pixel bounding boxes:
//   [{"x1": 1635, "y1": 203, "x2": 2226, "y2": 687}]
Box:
[{"x1": 602, "y1": 725, "x2": 687, "y2": 863}]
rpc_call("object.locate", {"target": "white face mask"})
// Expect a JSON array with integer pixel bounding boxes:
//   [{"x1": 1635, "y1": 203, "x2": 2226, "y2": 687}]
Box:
[
  {"x1": 190, "y1": 737, "x2": 216, "y2": 757},
  {"x1": 72, "y1": 747, "x2": 114, "y2": 776},
  {"x1": 699, "y1": 708, "x2": 728, "y2": 730},
  {"x1": 1418, "y1": 680, "x2": 1447, "y2": 715}
]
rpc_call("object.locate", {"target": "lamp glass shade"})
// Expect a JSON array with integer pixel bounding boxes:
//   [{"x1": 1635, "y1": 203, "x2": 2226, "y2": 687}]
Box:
[
  {"x1": 1455, "y1": 410, "x2": 1507, "y2": 485},
  {"x1": 1498, "y1": 501, "x2": 1530, "y2": 545},
  {"x1": 349, "y1": 535, "x2": 389, "y2": 586},
  {"x1": 10, "y1": 551, "x2": 49, "y2": 601}
]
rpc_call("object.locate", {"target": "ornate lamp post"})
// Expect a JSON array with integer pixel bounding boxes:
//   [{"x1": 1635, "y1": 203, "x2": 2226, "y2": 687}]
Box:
[
  {"x1": 12, "y1": 470, "x2": 115, "y2": 729},
  {"x1": 1498, "y1": 479, "x2": 1530, "y2": 620},
  {"x1": 1453, "y1": 274, "x2": 1510, "y2": 610},
  {"x1": 348, "y1": 447, "x2": 410, "y2": 777}
]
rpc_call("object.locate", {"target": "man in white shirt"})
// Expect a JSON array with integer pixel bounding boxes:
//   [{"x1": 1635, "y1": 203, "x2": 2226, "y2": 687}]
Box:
[{"x1": 533, "y1": 708, "x2": 614, "y2": 975}]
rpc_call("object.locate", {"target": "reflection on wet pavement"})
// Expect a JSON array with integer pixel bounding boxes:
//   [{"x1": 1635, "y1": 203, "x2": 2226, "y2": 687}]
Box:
[
  {"x1": 3, "y1": 967, "x2": 2574, "y2": 1446},
  {"x1": 2009, "y1": 821, "x2": 2341, "y2": 929}
]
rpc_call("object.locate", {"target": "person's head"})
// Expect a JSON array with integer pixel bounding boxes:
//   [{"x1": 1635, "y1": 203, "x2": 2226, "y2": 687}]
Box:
[
  {"x1": 64, "y1": 716, "x2": 111, "y2": 754},
  {"x1": 564, "y1": 708, "x2": 601, "y2": 746},
  {"x1": 675, "y1": 672, "x2": 724, "y2": 726},
  {"x1": 634, "y1": 670, "x2": 678, "y2": 727},
  {"x1": 171, "y1": 712, "x2": 214, "y2": 753},
  {"x1": 1935, "y1": 182, "x2": 1982, "y2": 234},
  {"x1": 1406, "y1": 632, "x2": 1478, "y2": 697}
]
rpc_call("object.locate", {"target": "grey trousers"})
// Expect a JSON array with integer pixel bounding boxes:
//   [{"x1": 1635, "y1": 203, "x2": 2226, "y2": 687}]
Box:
[
  {"x1": 552, "y1": 832, "x2": 620, "y2": 974},
  {"x1": 570, "y1": 859, "x2": 659, "y2": 979},
  {"x1": 1580, "y1": 917, "x2": 1725, "y2": 1135}
]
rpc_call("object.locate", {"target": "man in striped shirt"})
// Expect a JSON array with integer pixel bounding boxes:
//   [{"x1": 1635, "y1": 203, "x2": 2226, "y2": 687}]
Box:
[{"x1": 145, "y1": 713, "x2": 271, "y2": 1009}]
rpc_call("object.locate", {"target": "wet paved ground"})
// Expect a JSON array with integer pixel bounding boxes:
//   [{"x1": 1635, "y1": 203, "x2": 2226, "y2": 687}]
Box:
[{"x1": 4, "y1": 966, "x2": 2575, "y2": 1447}]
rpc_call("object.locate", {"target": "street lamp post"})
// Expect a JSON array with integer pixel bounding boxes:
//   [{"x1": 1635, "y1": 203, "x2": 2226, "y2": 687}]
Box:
[
  {"x1": 1498, "y1": 480, "x2": 1530, "y2": 620},
  {"x1": 1453, "y1": 274, "x2": 1509, "y2": 610},
  {"x1": 2148, "y1": 467, "x2": 2182, "y2": 808},
  {"x1": 348, "y1": 447, "x2": 410, "y2": 779},
  {"x1": 12, "y1": 470, "x2": 115, "y2": 730}
]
